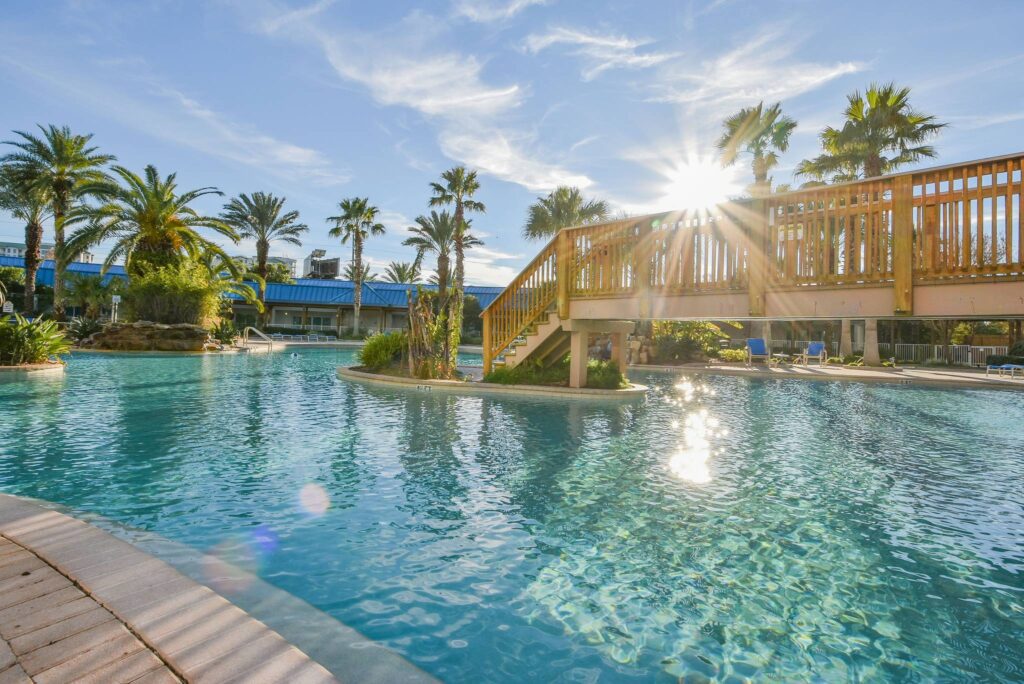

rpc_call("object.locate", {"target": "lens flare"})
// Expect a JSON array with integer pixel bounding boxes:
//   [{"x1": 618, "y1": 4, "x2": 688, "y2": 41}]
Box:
[
  {"x1": 669, "y1": 409, "x2": 723, "y2": 484},
  {"x1": 299, "y1": 483, "x2": 330, "y2": 516}
]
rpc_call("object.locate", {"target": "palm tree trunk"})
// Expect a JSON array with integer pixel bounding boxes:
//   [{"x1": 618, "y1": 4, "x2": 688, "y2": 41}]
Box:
[
  {"x1": 52, "y1": 207, "x2": 67, "y2": 322},
  {"x1": 865, "y1": 155, "x2": 883, "y2": 179},
  {"x1": 448, "y1": 205, "x2": 466, "y2": 373},
  {"x1": 256, "y1": 239, "x2": 269, "y2": 327},
  {"x1": 23, "y1": 219, "x2": 42, "y2": 314},
  {"x1": 353, "y1": 236, "x2": 362, "y2": 337}
]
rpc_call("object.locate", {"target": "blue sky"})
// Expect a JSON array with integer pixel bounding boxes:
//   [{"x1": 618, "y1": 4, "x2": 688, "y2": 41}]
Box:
[{"x1": 2, "y1": 0, "x2": 1023, "y2": 285}]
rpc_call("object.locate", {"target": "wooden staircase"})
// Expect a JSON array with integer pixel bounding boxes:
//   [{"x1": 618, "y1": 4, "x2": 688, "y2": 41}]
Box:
[{"x1": 495, "y1": 308, "x2": 570, "y2": 370}]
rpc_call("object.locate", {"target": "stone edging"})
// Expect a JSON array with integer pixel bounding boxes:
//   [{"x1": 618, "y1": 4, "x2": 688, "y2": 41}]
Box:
[
  {"x1": 0, "y1": 363, "x2": 64, "y2": 374},
  {"x1": 0, "y1": 494, "x2": 338, "y2": 683},
  {"x1": 338, "y1": 366, "x2": 648, "y2": 400},
  {"x1": 629, "y1": 363, "x2": 1024, "y2": 391}
]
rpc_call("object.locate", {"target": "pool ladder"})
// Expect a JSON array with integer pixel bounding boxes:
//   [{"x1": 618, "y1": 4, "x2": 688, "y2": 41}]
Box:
[{"x1": 241, "y1": 327, "x2": 274, "y2": 352}]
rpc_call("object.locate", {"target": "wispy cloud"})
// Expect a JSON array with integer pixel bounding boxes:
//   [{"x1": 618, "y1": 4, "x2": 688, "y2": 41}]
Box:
[
  {"x1": 524, "y1": 27, "x2": 679, "y2": 81},
  {"x1": 947, "y1": 112, "x2": 1024, "y2": 130},
  {"x1": 453, "y1": 0, "x2": 548, "y2": 23},
  {"x1": 652, "y1": 28, "x2": 862, "y2": 108},
  {"x1": 247, "y1": 1, "x2": 593, "y2": 193},
  {"x1": 0, "y1": 51, "x2": 350, "y2": 187}
]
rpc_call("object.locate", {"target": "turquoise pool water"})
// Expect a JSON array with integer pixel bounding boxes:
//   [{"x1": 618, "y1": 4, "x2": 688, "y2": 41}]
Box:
[{"x1": 1, "y1": 349, "x2": 1023, "y2": 681}]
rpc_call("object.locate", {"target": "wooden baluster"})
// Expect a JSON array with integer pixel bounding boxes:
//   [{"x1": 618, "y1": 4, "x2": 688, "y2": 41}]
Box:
[{"x1": 1006, "y1": 159, "x2": 1015, "y2": 266}]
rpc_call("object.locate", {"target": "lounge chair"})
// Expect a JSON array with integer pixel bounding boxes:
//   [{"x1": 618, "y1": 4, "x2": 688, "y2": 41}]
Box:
[
  {"x1": 986, "y1": 363, "x2": 1024, "y2": 378},
  {"x1": 326, "y1": 335, "x2": 338, "y2": 342},
  {"x1": 794, "y1": 341, "x2": 828, "y2": 366},
  {"x1": 746, "y1": 338, "x2": 771, "y2": 366}
]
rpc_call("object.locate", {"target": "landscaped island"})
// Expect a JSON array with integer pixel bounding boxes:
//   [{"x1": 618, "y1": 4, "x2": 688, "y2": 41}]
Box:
[{"x1": 0, "y1": 314, "x2": 69, "y2": 371}]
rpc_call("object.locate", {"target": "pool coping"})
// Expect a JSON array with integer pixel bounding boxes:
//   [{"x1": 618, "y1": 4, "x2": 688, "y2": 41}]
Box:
[
  {"x1": 338, "y1": 366, "x2": 648, "y2": 400},
  {"x1": 0, "y1": 363, "x2": 64, "y2": 374},
  {"x1": 629, "y1": 362, "x2": 1024, "y2": 391},
  {"x1": 0, "y1": 494, "x2": 340, "y2": 683}
]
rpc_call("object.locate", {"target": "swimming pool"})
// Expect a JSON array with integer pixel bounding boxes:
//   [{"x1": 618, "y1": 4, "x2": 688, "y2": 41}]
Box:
[{"x1": 1, "y1": 349, "x2": 1022, "y2": 681}]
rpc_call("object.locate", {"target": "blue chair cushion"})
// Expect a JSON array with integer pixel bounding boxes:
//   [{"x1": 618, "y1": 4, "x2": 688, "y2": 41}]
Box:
[{"x1": 747, "y1": 338, "x2": 768, "y2": 356}]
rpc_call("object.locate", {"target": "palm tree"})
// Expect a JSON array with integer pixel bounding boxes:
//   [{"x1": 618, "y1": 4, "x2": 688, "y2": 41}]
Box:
[
  {"x1": 65, "y1": 273, "x2": 122, "y2": 319},
  {"x1": 383, "y1": 261, "x2": 421, "y2": 284},
  {"x1": 1, "y1": 125, "x2": 114, "y2": 320},
  {"x1": 716, "y1": 102, "x2": 796, "y2": 193},
  {"x1": 0, "y1": 166, "x2": 50, "y2": 313},
  {"x1": 65, "y1": 165, "x2": 239, "y2": 277},
  {"x1": 220, "y1": 192, "x2": 307, "y2": 280},
  {"x1": 197, "y1": 249, "x2": 263, "y2": 314},
  {"x1": 796, "y1": 83, "x2": 945, "y2": 181},
  {"x1": 327, "y1": 197, "x2": 385, "y2": 336},
  {"x1": 429, "y1": 167, "x2": 485, "y2": 299},
  {"x1": 403, "y1": 211, "x2": 456, "y2": 302},
  {"x1": 523, "y1": 186, "x2": 609, "y2": 240},
  {"x1": 343, "y1": 261, "x2": 377, "y2": 282}
]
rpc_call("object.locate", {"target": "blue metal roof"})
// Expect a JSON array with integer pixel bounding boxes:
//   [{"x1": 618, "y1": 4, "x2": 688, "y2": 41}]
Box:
[
  {"x1": 0, "y1": 256, "x2": 127, "y2": 287},
  {"x1": 0, "y1": 256, "x2": 504, "y2": 309}
]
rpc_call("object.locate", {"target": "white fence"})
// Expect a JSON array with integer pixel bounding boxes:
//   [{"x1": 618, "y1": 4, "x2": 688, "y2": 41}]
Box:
[{"x1": 729, "y1": 339, "x2": 1008, "y2": 366}]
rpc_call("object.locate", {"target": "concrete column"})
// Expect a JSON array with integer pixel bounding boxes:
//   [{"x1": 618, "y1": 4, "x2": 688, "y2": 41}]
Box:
[
  {"x1": 840, "y1": 319, "x2": 852, "y2": 356},
  {"x1": 569, "y1": 331, "x2": 588, "y2": 388},
  {"x1": 863, "y1": 318, "x2": 881, "y2": 365},
  {"x1": 760, "y1": 320, "x2": 772, "y2": 344},
  {"x1": 610, "y1": 332, "x2": 628, "y2": 370}
]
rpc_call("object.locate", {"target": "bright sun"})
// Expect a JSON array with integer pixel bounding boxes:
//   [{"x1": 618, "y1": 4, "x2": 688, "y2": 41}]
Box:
[{"x1": 657, "y1": 152, "x2": 743, "y2": 213}]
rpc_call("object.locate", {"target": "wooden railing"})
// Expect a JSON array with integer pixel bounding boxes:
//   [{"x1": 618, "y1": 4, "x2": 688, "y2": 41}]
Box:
[
  {"x1": 481, "y1": 235, "x2": 559, "y2": 372},
  {"x1": 481, "y1": 152, "x2": 1024, "y2": 372}
]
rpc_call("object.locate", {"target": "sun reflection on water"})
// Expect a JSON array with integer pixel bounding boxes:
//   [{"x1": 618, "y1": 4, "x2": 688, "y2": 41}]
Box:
[{"x1": 667, "y1": 378, "x2": 726, "y2": 484}]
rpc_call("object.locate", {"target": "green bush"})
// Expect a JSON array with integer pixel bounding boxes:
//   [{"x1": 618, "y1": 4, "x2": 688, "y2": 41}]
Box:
[
  {"x1": 985, "y1": 354, "x2": 1024, "y2": 366},
  {"x1": 650, "y1": 321, "x2": 739, "y2": 364},
  {"x1": 67, "y1": 317, "x2": 104, "y2": 342},
  {"x1": 1009, "y1": 340, "x2": 1024, "y2": 356},
  {"x1": 0, "y1": 314, "x2": 71, "y2": 365},
  {"x1": 359, "y1": 331, "x2": 407, "y2": 370},
  {"x1": 718, "y1": 348, "x2": 747, "y2": 362},
  {"x1": 483, "y1": 357, "x2": 627, "y2": 389},
  {"x1": 210, "y1": 320, "x2": 238, "y2": 344},
  {"x1": 124, "y1": 264, "x2": 221, "y2": 325}
]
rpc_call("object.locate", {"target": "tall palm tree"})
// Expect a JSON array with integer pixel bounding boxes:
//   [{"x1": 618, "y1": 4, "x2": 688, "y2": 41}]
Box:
[
  {"x1": 383, "y1": 260, "x2": 420, "y2": 284},
  {"x1": 429, "y1": 167, "x2": 485, "y2": 300},
  {"x1": 197, "y1": 248, "x2": 263, "y2": 313},
  {"x1": 343, "y1": 261, "x2": 377, "y2": 282},
  {"x1": 403, "y1": 211, "x2": 456, "y2": 302},
  {"x1": 220, "y1": 192, "x2": 307, "y2": 280},
  {"x1": 0, "y1": 166, "x2": 50, "y2": 313},
  {"x1": 716, "y1": 101, "x2": 797, "y2": 193},
  {"x1": 327, "y1": 197, "x2": 385, "y2": 336},
  {"x1": 1, "y1": 125, "x2": 114, "y2": 320},
  {"x1": 523, "y1": 186, "x2": 609, "y2": 240},
  {"x1": 797, "y1": 83, "x2": 945, "y2": 181},
  {"x1": 65, "y1": 165, "x2": 239, "y2": 277}
]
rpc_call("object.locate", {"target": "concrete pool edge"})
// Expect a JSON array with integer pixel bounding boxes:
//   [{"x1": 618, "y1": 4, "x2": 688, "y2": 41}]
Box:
[
  {"x1": 0, "y1": 494, "x2": 436, "y2": 683},
  {"x1": 338, "y1": 365, "x2": 648, "y2": 400},
  {"x1": 630, "y1": 362, "x2": 1024, "y2": 390},
  {"x1": 0, "y1": 363, "x2": 64, "y2": 375}
]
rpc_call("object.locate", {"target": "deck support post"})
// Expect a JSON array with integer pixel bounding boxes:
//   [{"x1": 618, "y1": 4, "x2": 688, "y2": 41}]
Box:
[
  {"x1": 569, "y1": 330, "x2": 588, "y2": 388},
  {"x1": 747, "y1": 184, "x2": 770, "y2": 317},
  {"x1": 892, "y1": 175, "x2": 914, "y2": 315},
  {"x1": 840, "y1": 319, "x2": 853, "y2": 356},
  {"x1": 557, "y1": 230, "x2": 571, "y2": 319},
  {"x1": 863, "y1": 318, "x2": 881, "y2": 365},
  {"x1": 482, "y1": 310, "x2": 492, "y2": 375},
  {"x1": 610, "y1": 331, "x2": 628, "y2": 370}
]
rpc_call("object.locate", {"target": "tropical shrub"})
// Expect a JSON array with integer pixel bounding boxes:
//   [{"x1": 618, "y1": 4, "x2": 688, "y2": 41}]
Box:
[
  {"x1": 210, "y1": 320, "x2": 238, "y2": 344},
  {"x1": 124, "y1": 264, "x2": 222, "y2": 325},
  {"x1": 483, "y1": 357, "x2": 627, "y2": 389},
  {"x1": 650, "y1": 321, "x2": 739, "y2": 363},
  {"x1": 718, "y1": 348, "x2": 747, "y2": 362},
  {"x1": 0, "y1": 266, "x2": 24, "y2": 293},
  {"x1": 0, "y1": 315, "x2": 71, "y2": 365},
  {"x1": 67, "y1": 317, "x2": 104, "y2": 342},
  {"x1": 359, "y1": 331, "x2": 407, "y2": 370}
]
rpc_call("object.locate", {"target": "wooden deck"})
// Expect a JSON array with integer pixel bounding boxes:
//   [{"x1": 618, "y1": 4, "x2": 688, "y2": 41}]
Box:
[{"x1": 0, "y1": 496, "x2": 338, "y2": 684}]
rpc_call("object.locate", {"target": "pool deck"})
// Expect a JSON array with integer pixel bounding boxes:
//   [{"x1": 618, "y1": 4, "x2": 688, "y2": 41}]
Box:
[
  {"x1": 0, "y1": 495, "x2": 337, "y2": 684},
  {"x1": 631, "y1": 362, "x2": 1024, "y2": 390}
]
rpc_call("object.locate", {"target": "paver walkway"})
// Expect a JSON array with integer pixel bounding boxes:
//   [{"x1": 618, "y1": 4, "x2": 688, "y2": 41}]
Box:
[
  {"x1": 0, "y1": 536, "x2": 178, "y2": 683},
  {"x1": 0, "y1": 495, "x2": 338, "y2": 684}
]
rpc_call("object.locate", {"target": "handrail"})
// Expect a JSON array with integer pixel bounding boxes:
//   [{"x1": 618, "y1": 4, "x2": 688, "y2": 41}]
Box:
[{"x1": 242, "y1": 326, "x2": 274, "y2": 351}]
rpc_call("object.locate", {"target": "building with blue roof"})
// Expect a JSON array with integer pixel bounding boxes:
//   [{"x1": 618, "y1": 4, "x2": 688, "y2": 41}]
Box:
[{"x1": 1, "y1": 255, "x2": 504, "y2": 334}]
